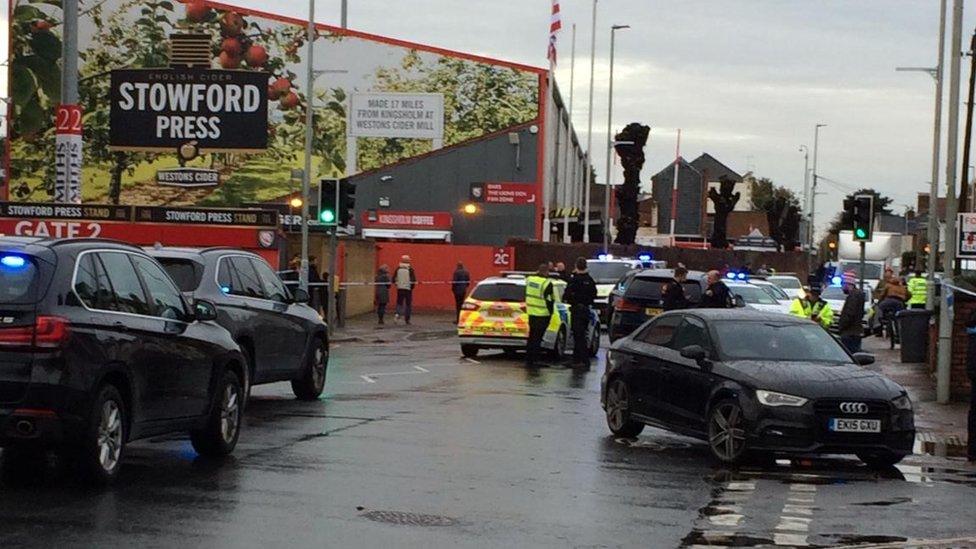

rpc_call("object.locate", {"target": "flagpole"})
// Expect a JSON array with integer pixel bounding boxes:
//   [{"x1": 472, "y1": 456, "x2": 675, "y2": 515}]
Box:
[
  {"x1": 584, "y1": 0, "x2": 598, "y2": 243},
  {"x1": 543, "y1": 0, "x2": 561, "y2": 243},
  {"x1": 669, "y1": 129, "x2": 681, "y2": 238},
  {"x1": 563, "y1": 23, "x2": 576, "y2": 243}
]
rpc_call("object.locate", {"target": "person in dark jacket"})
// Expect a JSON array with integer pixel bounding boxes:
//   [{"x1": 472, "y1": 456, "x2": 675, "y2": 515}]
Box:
[
  {"x1": 967, "y1": 309, "x2": 976, "y2": 461},
  {"x1": 375, "y1": 265, "x2": 391, "y2": 325},
  {"x1": 451, "y1": 262, "x2": 471, "y2": 317},
  {"x1": 662, "y1": 266, "x2": 691, "y2": 311},
  {"x1": 563, "y1": 257, "x2": 597, "y2": 368},
  {"x1": 699, "y1": 270, "x2": 733, "y2": 308},
  {"x1": 837, "y1": 271, "x2": 866, "y2": 352},
  {"x1": 553, "y1": 261, "x2": 571, "y2": 282}
]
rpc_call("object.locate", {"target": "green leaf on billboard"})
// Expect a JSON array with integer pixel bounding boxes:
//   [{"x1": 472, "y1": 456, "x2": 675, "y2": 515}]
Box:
[
  {"x1": 30, "y1": 31, "x2": 62, "y2": 62},
  {"x1": 19, "y1": 55, "x2": 60, "y2": 103},
  {"x1": 11, "y1": 63, "x2": 38, "y2": 105},
  {"x1": 13, "y1": 5, "x2": 46, "y2": 22},
  {"x1": 17, "y1": 96, "x2": 47, "y2": 136}
]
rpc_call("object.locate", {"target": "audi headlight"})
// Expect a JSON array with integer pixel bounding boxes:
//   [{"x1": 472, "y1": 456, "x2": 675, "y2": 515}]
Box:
[
  {"x1": 756, "y1": 390, "x2": 808, "y2": 407},
  {"x1": 892, "y1": 394, "x2": 913, "y2": 411}
]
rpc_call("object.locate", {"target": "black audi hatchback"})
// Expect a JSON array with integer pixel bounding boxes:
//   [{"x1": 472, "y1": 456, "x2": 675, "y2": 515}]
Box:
[
  {"x1": 0, "y1": 237, "x2": 246, "y2": 484},
  {"x1": 146, "y1": 247, "x2": 328, "y2": 401},
  {"x1": 602, "y1": 309, "x2": 915, "y2": 468}
]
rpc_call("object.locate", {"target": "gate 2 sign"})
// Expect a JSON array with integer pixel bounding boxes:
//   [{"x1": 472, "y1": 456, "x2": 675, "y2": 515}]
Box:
[{"x1": 109, "y1": 69, "x2": 269, "y2": 153}]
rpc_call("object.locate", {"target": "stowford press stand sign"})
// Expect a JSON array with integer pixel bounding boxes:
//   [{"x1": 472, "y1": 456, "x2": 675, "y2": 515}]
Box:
[{"x1": 109, "y1": 69, "x2": 269, "y2": 153}]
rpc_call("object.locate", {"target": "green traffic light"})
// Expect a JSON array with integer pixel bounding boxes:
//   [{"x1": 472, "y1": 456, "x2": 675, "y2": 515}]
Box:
[
  {"x1": 319, "y1": 209, "x2": 336, "y2": 223},
  {"x1": 855, "y1": 228, "x2": 867, "y2": 239}
]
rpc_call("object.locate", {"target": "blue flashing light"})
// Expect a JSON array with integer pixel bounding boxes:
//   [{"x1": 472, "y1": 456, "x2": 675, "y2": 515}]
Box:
[
  {"x1": 726, "y1": 272, "x2": 736, "y2": 280},
  {"x1": 736, "y1": 272, "x2": 747, "y2": 280},
  {"x1": 220, "y1": 286, "x2": 231, "y2": 294},
  {"x1": 638, "y1": 254, "x2": 652, "y2": 262},
  {"x1": 597, "y1": 254, "x2": 609, "y2": 261},
  {"x1": 0, "y1": 255, "x2": 26, "y2": 269},
  {"x1": 831, "y1": 276, "x2": 843, "y2": 287}
]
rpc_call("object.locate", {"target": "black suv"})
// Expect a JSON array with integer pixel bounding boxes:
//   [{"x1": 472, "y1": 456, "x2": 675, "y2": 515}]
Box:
[
  {"x1": 608, "y1": 269, "x2": 706, "y2": 342},
  {"x1": 0, "y1": 238, "x2": 246, "y2": 484},
  {"x1": 146, "y1": 247, "x2": 328, "y2": 401}
]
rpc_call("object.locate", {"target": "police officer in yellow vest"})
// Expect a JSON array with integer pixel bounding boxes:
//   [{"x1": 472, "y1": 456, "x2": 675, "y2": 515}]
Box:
[
  {"x1": 525, "y1": 263, "x2": 555, "y2": 368},
  {"x1": 789, "y1": 285, "x2": 834, "y2": 330},
  {"x1": 907, "y1": 269, "x2": 928, "y2": 309}
]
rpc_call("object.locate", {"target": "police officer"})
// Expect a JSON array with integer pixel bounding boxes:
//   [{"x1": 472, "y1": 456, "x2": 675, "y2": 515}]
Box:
[
  {"x1": 789, "y1": 285, "x2": 834, "y2": 329},
  {"x1": 662, "y1": 266, "x2": 691, "y2": 311},
  {"x1": 700, "y1": 270, "x2": 733, "y2": 308},
  {"x1": 907, "y1": 269, "x2": 928, "y2": 309},
  {"x1": 563, "y1": 257, "x2": 597, "y2": 368},
  {"x1": 525, "y1": 263, "x2": 555, "y2": 368}
]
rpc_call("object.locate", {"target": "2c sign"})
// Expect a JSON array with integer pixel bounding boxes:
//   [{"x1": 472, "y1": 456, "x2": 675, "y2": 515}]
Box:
[{"x1": 493, "y1": 247, "x2": 512, "y2": 267}]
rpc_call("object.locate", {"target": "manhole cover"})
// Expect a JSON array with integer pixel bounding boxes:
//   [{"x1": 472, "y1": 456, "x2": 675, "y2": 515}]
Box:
[{"x1": 360, "y1": 510, "x2": 457, "y2": 527}]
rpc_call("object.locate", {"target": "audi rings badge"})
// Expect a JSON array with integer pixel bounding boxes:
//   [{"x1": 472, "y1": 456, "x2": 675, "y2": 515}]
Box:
[{"x1": 839, "y1": 402, "x2": 869, "y2": 414}]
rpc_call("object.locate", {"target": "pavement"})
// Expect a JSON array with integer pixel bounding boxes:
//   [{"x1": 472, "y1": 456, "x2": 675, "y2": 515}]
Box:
[{"x1": 1, "y1": 314, "x2": 976, "y2": 548}]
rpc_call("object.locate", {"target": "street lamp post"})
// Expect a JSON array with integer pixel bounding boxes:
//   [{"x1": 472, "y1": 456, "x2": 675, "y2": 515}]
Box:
[
  {"x1": 583, "y1": 0, "x2": 598, "y2": 243},
  {"x1": 810, "y1": 123, "x2": 827, "y2": 263},
  {"x1": 895, "y1": 0, "x2": 946, "y2": 309},
  {"x1": 299, "y1": 0, "x2": 316, "y2": 295},
  {"x1": 799, "y1": 145, "x2": 809, "y2": 248},
  {"x1": 603, "y1": 24, "x2": 630, "y2": 253}
]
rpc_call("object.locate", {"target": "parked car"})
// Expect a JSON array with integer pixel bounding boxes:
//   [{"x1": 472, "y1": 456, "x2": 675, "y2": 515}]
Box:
[
  {"x1": 767, "y1": 275, "x2": 805, "y2": 300},
  {"x1": 601, "y1": 309, "x2": 914, "y2": 467},
  {"x1": 0, "y1": 237, "x2": 246, "y2": 484},
  {"x1": 726, "y1": 281, "x2": 791, "y2": 315},
  {"x1": 608, "y1": 269, "x2": 705, "y2": 342},
  {"x1": 587, "y1": 257, "x2": 644, "y2": 322},
  {"x1": 146, "y1": 247, "x2": 328, "y2": 401},
  {"x1": 457, "y1": 274, "x2": 601, "y2": 359},
  {"x1": 750, "y1": 279, "x2": 793, "y2": 306}
]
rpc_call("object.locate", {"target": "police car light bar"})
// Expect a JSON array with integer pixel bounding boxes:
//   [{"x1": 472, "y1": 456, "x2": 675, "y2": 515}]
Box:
[
  {"x1": 831, "y1": 276, "x2": 843, "y2": 287},
  {"x1": 0, "y1": 255, "x2": 27, "y2": 269},
  {"x1": 638, "y1": 254, "x2": 652, "y2": 262}
]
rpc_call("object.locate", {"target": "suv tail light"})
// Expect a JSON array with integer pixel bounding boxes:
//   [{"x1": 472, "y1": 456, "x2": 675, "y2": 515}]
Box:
[
  {"x1": 0, "y1": 316, "x2": 71, "y2": 350},
  {"x1": 615, "y1": 298, "x2": 642, "y2": 313}
]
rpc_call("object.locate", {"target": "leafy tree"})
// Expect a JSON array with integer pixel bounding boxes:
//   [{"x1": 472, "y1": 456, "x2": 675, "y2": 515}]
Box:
[{"x1": 751, "y1": 177, "x2": 801, "y2": 251}]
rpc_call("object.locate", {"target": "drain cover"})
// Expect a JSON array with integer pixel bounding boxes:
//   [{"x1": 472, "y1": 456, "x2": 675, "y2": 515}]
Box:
[{"x1": 361, "y1": 510, "x2": 457, "y2": 527}]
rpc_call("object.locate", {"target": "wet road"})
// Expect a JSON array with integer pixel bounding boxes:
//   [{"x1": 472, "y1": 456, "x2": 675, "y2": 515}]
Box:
[{"x1": 2, "y1": 332, "x2": 976, "y2": 548}]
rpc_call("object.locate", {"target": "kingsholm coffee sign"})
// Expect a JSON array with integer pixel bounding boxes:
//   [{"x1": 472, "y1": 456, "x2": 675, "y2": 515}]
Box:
[{"x1": 109, "y1": 68, "x2": 268, "y2": 153}]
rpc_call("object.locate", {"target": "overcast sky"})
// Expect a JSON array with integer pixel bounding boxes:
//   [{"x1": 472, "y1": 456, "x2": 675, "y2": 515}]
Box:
[{"x1": 3, "y1": 1, "x2": 972, "y2": 234}]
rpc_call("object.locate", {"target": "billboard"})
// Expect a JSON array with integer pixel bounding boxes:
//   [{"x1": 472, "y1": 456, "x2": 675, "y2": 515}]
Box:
[
  {"x1": 6, "y1": 0, "x2": 543, "y2": 207},
  {"x1": 109, "y1": 68, "x2": 269, "y2": 152}
]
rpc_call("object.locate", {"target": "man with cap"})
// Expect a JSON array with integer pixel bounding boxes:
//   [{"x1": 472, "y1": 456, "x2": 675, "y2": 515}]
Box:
[
  {"x1": 837, "y1": 271, "x2": 866, "y2": 352},
  {"x1": 394, "y1": 255, "x2": 417, "y2": 325},
  {"x1": 790, "y1": 284, "x2": 834, "y2": 330}
]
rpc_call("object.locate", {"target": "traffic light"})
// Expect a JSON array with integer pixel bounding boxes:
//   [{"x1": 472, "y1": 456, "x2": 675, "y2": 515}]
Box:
[
  {"x1": 850, "y1": 194, "x2": 874, "y2": 242},
  {"x1": 318, "y1": 178, "x2": 355, "y2": 226},
  {"x1": 319, "y1": 179, "x2": 339, "y2": 226}
]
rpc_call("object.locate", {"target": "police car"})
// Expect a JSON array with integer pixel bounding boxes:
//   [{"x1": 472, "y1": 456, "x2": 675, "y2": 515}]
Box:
[
  {"x1": 588, "y1": 256, "x2": 645, "y2": 322},
  {"x1": 457, "y1": 274, "x2": 601, "y2": 359}
]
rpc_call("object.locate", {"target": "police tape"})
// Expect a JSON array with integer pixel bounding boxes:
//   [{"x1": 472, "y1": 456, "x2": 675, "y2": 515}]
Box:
[{"x1": 942, "y1": 282, "x2": 976, "y2": 299}]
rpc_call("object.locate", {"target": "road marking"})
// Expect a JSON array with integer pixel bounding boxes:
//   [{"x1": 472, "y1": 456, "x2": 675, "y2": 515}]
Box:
[
  {"x1": 464, "y1": 357, "x2": 480, "y2": 364},
  {"x1": 772, "y1": 483, "x2": 817, "y2": 546},
  {"x1": 414, "y1": 366, "x2": 429, "y2": 372},
  {"x1": 360, "y1": 375, "x2": 376, "y2": 384}
]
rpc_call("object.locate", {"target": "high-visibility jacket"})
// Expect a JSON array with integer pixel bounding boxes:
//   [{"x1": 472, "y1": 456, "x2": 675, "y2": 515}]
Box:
[
  {"x1": 789, "y1": 298, "x2": 834, "y2": 329},
  {"x1": 907, "y1": 275, "x2": 928, "y2": 306},
  {"x1": 525, "y1": 275, "x2": 554, "y2": 317}
]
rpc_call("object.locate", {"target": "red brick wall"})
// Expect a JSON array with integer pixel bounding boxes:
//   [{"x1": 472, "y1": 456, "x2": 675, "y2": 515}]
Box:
[{"x1": 950, "y1": 295, "x2": 976, "y2": 400}]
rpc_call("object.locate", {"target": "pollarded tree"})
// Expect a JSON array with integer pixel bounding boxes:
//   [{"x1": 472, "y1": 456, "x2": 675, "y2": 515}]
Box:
[
  {"x1": 613, "y1": 123, "x2": 650, "y2": 246},
  {"x1": 708, "y1": 176, "x2": 740, "y2": 249}
]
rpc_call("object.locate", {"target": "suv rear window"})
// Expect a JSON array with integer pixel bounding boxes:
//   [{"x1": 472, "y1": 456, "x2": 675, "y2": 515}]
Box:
[
  {"x1": 0, "y1": 254, "x2": 38, "y2": 304},
  {"x1": 470, "y1": 283, "x2": 525, "y2": 302},
  {"x1": 157, "y1": 258, "x2": 203, "y2": 292},
  {"x1": 627, "y1": 278, "x2": 702, "y2": 302},
  {"x1": 587, "y1": 262, "x2": 635, "y2": 284}
]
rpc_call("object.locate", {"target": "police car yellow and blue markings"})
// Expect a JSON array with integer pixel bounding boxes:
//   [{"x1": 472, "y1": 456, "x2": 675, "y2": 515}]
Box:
[{"x1": 458, "y1": 279, "x2": 570, "y2": 342}]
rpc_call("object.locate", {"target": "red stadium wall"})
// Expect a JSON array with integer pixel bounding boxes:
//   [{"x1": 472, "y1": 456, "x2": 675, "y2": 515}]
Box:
[{"x1": 374, "y1": 242, "x2": 515, "y2": 311}]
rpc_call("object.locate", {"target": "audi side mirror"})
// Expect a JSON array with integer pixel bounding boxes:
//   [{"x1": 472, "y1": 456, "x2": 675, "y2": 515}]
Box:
[
  {"x1": 193, "y1": 300, "x2": 218, "y2": 322},
  {"x1": 852, "y1": 352, "x2": 875, "y2": 366},
  {"x1": 680, "y1": 344, "x2": 707, "y2": 362},
  {"x1": 291, "y1": 288, "x2": 310, "y2": 304}
]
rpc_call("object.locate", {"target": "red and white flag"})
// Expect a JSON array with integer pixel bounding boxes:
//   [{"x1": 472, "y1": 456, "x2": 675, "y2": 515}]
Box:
[{"x1": 547, "y1": 0, "x2": 562, "y2": 65}]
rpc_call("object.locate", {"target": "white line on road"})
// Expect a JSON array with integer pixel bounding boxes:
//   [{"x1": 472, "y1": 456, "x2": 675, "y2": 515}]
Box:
[
  {"x1": 414, "y1": 366, "x2": 429, "y2": 372},
  {"x1": 360, "y1": 375, "x2": 376, "y2": 384},
  {"x1": 464, "y1": 357, "x2": 480, "y2": 364}
]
